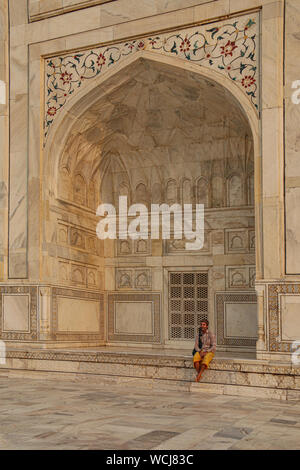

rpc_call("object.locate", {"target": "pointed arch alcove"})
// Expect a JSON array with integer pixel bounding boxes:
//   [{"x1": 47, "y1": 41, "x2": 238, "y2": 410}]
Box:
[{"x1": 43, "y1": 51, "x2": 261, "y2": 353}]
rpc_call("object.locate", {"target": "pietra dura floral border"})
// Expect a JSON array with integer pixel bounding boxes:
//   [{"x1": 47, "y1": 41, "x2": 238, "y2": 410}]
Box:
[
  {"x1": 268, "y1": 284, "x2": 300, "y2": 353},
  {"x1": 45, "y1": 12, "x2": 260, "y2": 140}
]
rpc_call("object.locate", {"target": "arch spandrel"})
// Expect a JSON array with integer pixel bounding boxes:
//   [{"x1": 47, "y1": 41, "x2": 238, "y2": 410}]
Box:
[{"x1": 44, "y1": 11, "x2": 260, "y2": 142}]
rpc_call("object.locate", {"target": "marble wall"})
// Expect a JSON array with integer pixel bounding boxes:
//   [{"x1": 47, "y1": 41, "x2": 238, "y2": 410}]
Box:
[
  {"x1": 1, "y1": 0, "x2": 298, "y2": 361},
  {"x1": 285, "y1": 0, "x2": 300, "y2": 274},
  {"x1": 46, "y1": 57, "x2": 256, "y2": 349},
  {"x1": 0, "y1": 1, "x2": 8, "y2": 281}
]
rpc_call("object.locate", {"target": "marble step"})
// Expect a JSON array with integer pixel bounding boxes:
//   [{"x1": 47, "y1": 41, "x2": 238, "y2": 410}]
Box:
[{"x1": 1, "y1": 348, "x2": 300, "y2": 401}]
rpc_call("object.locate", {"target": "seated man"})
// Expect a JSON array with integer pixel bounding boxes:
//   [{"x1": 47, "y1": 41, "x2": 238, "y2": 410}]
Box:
[{"x1": 193, "y1": 320, "x2": 216, "y2": 382}]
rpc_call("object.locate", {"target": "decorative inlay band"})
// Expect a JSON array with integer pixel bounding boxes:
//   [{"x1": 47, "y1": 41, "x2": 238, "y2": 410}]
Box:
[{"x1": 45, "y1": 13, "x2": 259, "y2": 140}]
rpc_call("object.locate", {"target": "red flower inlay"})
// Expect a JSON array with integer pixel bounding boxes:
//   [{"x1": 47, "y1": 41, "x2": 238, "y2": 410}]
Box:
[
  {"x1": 180, "y1": 37, "x2": 191, "y2": 53},
  {"x1": 138, "y1": 41, "x2": 145, "y2": 49},
  {"x1": 60, "y1": 72, "x2": 72, "y2": 85},
  {"x1": 206, "y1": 53, "x2": 211, "y2": 59},
  {"x1": 241, "y1": 75, "x2": 256, "y2": 88},
  {"x1": 96, "y1": 53, "x2": 106, "y2": 66},
  {"x1": 220, "y1": 40, "x2": 238, "y2": 57},
  {"x1": 47, "y1": 107, "x2": 57, "y2": 117}
]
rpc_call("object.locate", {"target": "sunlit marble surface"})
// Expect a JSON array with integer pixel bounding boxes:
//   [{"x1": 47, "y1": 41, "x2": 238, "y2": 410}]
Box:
[{"x1": 0, "y1": 376, "x2": 300, "y2": 450}]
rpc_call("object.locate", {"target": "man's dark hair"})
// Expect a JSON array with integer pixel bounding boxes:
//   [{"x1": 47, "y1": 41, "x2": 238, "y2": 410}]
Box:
[{"x1": 201, "y1": 319, "x2": 209, "y2": 326}]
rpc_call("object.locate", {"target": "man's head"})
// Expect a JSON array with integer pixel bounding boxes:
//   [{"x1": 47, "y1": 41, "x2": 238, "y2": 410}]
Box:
[{"x1": 200, "y1": 320, "x2": 209, "y2": 333}]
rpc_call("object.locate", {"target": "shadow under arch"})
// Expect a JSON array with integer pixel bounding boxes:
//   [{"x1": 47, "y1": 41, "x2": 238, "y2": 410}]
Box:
[{"x1": 43, "y1": 49, "x2": 262, "y2": 277}]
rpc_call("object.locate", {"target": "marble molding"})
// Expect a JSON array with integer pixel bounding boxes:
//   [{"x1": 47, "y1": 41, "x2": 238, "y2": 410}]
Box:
[
  {"x1": 116, "y1": 268, "x2": 152, "y2": 290},
  {"x1": 28, "y1": 0, "x2": 117, "y2": 22}
]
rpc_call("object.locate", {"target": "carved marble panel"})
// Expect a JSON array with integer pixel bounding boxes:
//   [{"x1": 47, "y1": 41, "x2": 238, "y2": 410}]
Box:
[
  {"x1": 71, "y1": 264, "x2": 86, "y2": 286},
  {"x1": 87, "y1": 269, "x2": 97, "y2": 288},
  {"x1": 58, "y1": 259, "x2": 100, "y2": 289},
  {"x1": 227, "y1": 175, "x2": 244, "y2": 207},
  {"x1": 268, "y1": 284, "x2": 300, "y2": 352},
  {"x1": 134, "y1": 269, "x2": 151, "y2": 290},
  {"x1": 215, "y1": 292, "x2": 257, "y2": 347},
  {"x1": 280, "y1": 294, "x2": 300, "y2": 342},
  {"x1": 58, "y1": 224, "x2": 69, "y2": 245},
  {"x1": 134, "y1": 239, "x2": 150, "y2": 255},
  {"x1": 57, "y1": 221, "x2": 99, "y2": 255},
  {"x1": 165, "y1": 231, "x2": 211, "y2": 255},
  {"x1": 107, "y1": 292, "x2": 160, "y2": 343},
  {"x1": 249, "y1": 267, "x2": 256, "y2": 288},
  {"x1": 0, "y1": 286, "x2": 37, "y2": 341},
  {"x1": 70, "y1": 227, "x2": 86, "y2": 250},
  {"x1": 116, "y1": 238, "x2": 151, "y2": 256},
  {"x1": 117, "y1": 239, "x2": 133, "y2": 256},
  {"x1": 2, "y1": 295, "x2": 30, "y2": 332},
  {"x1": 56, "y1": 297, "x2": 100, "y2": 333},
  {"x1": 116, "y1": 269, "x2": 133, "y2": 289},
  {"x1": 249, "y1": 230, "x2": 255, "y2": 252},
  {"x1": 225, "y1": 229, "x2": 249, "y2": 254},
  {"x1": 226, "y1": 265, "x2": 256, "y2": 290},
  {"x1": 59, "y1": 261, "x2": 69, "y2": 283},
  {"x1": 225, "y1": 302, "x2": 258, "y2": 339},
  {"x1": 115, "y1": 301, "x2": 153, "y2": 335},
  {"x1": 52, "y1": 287, "x2": 104, "y2": 341}
]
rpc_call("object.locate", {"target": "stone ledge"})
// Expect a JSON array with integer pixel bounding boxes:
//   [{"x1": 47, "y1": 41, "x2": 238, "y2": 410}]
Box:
[
  {"x1": 4, "y1": 348, "x2": 299, "y2": 375},
  {"x1": 1, "y1": 348, "x2": 300, "y2": 401}
]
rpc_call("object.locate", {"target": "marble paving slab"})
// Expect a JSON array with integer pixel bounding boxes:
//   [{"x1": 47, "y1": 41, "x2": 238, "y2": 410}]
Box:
[{"x1": 0, "y1": 376, "x2": 300, "y2": 450}]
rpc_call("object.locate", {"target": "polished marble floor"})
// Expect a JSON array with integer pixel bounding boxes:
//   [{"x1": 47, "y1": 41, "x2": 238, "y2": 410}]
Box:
[{"x1": 0, "y1": 376, "x2": 300, "y2": 450}]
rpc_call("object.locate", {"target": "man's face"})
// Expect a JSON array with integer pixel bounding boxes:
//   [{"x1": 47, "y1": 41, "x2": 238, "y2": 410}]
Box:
[{"x1": 201, "y1": 322, "x2": 208, "y2": 333}]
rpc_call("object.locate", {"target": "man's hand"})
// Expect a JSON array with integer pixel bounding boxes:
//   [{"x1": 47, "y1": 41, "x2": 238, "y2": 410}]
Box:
[{"x1": 200, "y1": 351, "x2": 206, "y2": 359}]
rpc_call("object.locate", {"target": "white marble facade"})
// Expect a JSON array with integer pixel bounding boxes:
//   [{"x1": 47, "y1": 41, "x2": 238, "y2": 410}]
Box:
[{"x1": 0, "y1": 0, "x2": 298, "y2": 363}]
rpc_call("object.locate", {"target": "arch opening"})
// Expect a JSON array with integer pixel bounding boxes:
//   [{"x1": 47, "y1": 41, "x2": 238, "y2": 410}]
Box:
[{"x1": 44, "y1": 55, "x2": 259, "y2": 352}]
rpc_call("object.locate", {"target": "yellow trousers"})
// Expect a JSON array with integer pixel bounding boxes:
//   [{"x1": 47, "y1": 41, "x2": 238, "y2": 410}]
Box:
[{"x1": 193, "y1": 351, "x2": 214, "y2": 368}]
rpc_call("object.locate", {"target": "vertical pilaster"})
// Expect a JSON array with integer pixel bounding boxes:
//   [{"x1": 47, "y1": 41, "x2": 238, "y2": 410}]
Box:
[{"x1": 0, "y1": 0, "x2": 9, "y2": 281}]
